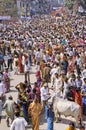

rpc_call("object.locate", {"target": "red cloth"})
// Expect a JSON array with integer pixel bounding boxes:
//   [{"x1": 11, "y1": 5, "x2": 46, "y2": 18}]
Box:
[
  {"x1": 35, "y1": 71, "x2": 40, "y2": 77},
  {"x1": 18, "y1": 56, "x2": 24, "y2": 73}
]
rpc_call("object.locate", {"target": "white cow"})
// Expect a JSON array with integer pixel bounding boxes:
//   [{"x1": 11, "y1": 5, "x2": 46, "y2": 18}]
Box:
[{"x1": 52, "y1": 96, "x2": 81, "y2": 125}]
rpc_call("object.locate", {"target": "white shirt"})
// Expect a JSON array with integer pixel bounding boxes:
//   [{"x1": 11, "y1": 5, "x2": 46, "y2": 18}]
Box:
[
  {"x1": 43, "y1": 54, "x2": 48, "y2": 63},
  {"x1": 75, "y1": 57, "x2": 81, "y2": 66},
  {"x1": 54, "y1": 77, "x2": 62, "y2": 97},
  {"x1": 82, "y1": 69, "x2": 86, "y2": 79},
  {"x1": 35, "y1": 51, "x2": 41, "y2": 59},
  {"x1": 63, "y1": 82, "x2": 69, "y2": 92},
  {"x1": 0, "y1": 100, "x2": 2, "y2": 116},
  {"x1": 10, "y1": 117, "x2": 27, "y2": 130},
  {"x1": 22, "y1": 56, "x2": 25, "y2": 66},
  {"x1": 41, "y1": 87, "x2": 49, "y2": 101},
  {"x1": 50, "y1": 68, "x2": 58, "y2": 76},
  {"x1": 7, "y1": 54, "x2": 12, "y2": 60},
  {"x1": 0, "y1": 82, "x2": 4, "y2": 94},
  {"x1": 24, "y1": 64, "x2": 30, "y2": 72},
  {"x1": 63, "y1": 82, "x2": 69, "y2": 97}
]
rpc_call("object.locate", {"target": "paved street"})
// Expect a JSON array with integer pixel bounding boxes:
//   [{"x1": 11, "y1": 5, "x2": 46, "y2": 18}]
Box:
[{"x1": 0, "y1": 66, "x2": 86, "y2": 130}]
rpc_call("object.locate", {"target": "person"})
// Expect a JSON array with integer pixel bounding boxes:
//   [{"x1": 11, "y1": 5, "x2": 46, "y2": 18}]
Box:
[
  {"x1": 68, "y1": 57, "x2": 75, "y2": 76},
  {"x1": 50, "y1": 64, "x2": 59, "y2": 88},
  {"x1": 3, "y1": 68, "x2": 10, "y2": 93},
  {"x1": 41, "y1": 63, "x2": 51, "y2": 87},
  {"x1": 79, "y1": 125, "x2": 85, "y2": 130},
  {"x1": 28, "y1": 98, "x2": 42, "y2": 130},
  {"x1": 82, "y1": 66, "x2": 86, "y2": 79},
  {"x1": 10, "y1": 112, "x2": 28, "y2": 130},
  {"x1": 68, "y1": 74, "x2": 76, "y2": 89},
  {"x1": 15, "y1": 82, "x2": 26, "y2": 93},
  {"x1": 0, "y1": 96, "x2": 2, "y2": 123},
  {"x1": 63, "y1": 77, "x2": 70, "y2": 99},
  {"x1": 75, "y1": 54, "x2": 82, "y2": 75},
  {"x1": 0, "y1": 51, "x2": 4, "y2": 71},
  {"x1": 0, "y1": 79, "x2": 4, "y2": 96},
  {"x1": 0, "y1": 79, "x2": 5, "y2": 105},
  {"x1": 36, "y1": 76, "x2": 42, "y2": 88},
  {"x1": 61, "y1": 55, "x2": 69, "y2": 75},
  {"x1": 45, "y1": 102, "x2": 54, "y2": 130},
  {"x1": 35, "y1": 48, "x2": 41, "y2": 64},
  {"x1": 40, "y1": 60, "x2": 45, "y2": 78},
  {"x1": 66, "y1": 121, "x2": 76, "y2": 130},
  {"x1": 18, "y1": 54, "x2": 24, "y2": 73},
  {"x1": 3, "y1": 96, "x2": 15, "y2": 127},
  {"x1": 13, "y1": 55, "x2": 18, "y2": 75},
  {"x1": 24, "y1": 61, "x2": 30, "y2": 82},
  {"x1": 75, "y1": 76, "x2": 82, "y2": 89},
  {"x1": 16, "y1": 94, "x2": 24, "y2": 117},
  {"x1": 66, "y1": 86, "x2": 75, "y2": 102},
  {"x1": 74, "y1": 88, "x2": 82, "y2": 120},
  {"x1": 81, "y1": 78, "x2": 86, "y2": 115},
  {"x1": 28, "y1": 52, "x2": 32, "y2": 66},
  {"x1": 40, "y1": 84, "x2": 50, "y2": 112},
  {"x1": 7, "y1": 52, "x2": 13, "y2": 71},
  {"x1": 54, "y1": 73, "x2": 63, "y2": 97},
  {"x1": 33, "y1": 82, "x2": 40, "y2": 102}
]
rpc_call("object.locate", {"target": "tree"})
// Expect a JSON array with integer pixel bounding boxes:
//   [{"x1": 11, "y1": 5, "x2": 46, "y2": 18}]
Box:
[
  {"x1": 0, "y1": 0, "x2": 18, "y2": 17},
  {"x1": 80, "y1": 0, "x2": 86, "y2": 9},
  {"x1": 38, "y1": 0, "x2": 49, "y2": 14},
  {"x1": 64, "y1": 0, "x2": 76, "y2": 9},
  {"x1": 65, "y1": 0, "x2": 86, "y2": 10}
]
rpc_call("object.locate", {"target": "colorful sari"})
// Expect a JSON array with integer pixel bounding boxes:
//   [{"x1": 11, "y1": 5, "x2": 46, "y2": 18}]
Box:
[
  {"x1": 3, "y1": 72, "x2": 10, "y2": 93},
  {"x1": 18, "y1": 55, "x2": 24, "y2": 73},
  {"x1": 28, "y1": 101, "x2": 42, "y2": 130}
]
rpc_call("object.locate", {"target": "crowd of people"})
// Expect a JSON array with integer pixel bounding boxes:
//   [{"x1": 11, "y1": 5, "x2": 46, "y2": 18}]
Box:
[{"x1": 0, "y1": 12, "x2": 86, "y2": 130}]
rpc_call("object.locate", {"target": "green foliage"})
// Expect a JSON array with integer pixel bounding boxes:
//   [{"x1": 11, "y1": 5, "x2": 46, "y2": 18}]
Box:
[
  {"x1": 0, "y1": 0, "x2": 18, "y2": 17},
  {"x1": 65, "y1": 0, "x2": 86, "y2": 10},
  {"x1": 65, "y1": 0, "x2": 76, "y2": 9}
]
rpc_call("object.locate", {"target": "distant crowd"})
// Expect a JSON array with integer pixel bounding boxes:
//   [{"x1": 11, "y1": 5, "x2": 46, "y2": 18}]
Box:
[{"x1": 0, "y1": 13, "x2": 86, "y2": 130}]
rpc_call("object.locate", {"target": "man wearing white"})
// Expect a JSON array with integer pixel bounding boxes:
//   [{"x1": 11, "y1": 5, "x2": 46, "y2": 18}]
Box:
[
  {"x1": 24, "y1": 61, "x2": 30, "y2": 81},
  {"x1": 54, "y1": 73, "x2": 63, "y2": 97},
  {"x1": 10, "y1": 112, "x2": 27, "y2": 130},
  {"x1": 50, "y1": 64, "x2": 61, "y2": 88},
  {"x1": 40, "y1": 84, "x2": 50, "y2": 111},
  {"x1": 82, "y1": 66, "x2": 86, "y2": 79},
  {"x1": 0, "y1": 80, "x2": 4, "y2": 96}
]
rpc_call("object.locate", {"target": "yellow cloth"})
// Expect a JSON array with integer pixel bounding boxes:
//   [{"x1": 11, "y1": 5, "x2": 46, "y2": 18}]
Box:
[
  {"x1": 66, "y1": 127, "x2": 76, "y2": 130},
  {"x1": 20, "y1": 108, "x2": 23, "y2": 117},
  {"x1": 29, "y1": 102, "x2": 42, "y2": 130}
]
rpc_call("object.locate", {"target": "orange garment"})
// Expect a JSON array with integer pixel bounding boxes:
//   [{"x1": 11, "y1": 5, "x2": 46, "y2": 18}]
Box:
[
  {"x1": 49, "y1": 48, "x2": 52, "y2": 55},
  {"x1": 68, "y1": 60, "x2": 74, "y2": 73},
  {"x1": 75, "y1": 91, "x2": 82, "y2": 118},
  {"x1": 40, "y1": 61, "x2": 45, "y2": 78},
  {"x1": 75, "y1": 92, "x2": 82, "y2": 106},
  {"x1": 18, "y1": 56, "x2": 23, "y2": 73},
  {"x1": 28, "y1": 101, "x2": 42, "y2": 130}
]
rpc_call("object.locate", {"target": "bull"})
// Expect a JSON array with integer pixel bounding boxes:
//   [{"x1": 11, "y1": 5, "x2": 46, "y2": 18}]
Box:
[{"x1": 52, "y1": 96, "x2": 82, "y2": 126}]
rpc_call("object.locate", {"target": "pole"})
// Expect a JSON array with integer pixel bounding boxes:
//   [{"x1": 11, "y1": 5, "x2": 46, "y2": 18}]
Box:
[{"x1": 25, "y1": 0, "x2": 27, "y2": 20}]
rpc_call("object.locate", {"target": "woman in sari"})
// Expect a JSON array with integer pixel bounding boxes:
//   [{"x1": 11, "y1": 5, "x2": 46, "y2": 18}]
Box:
[
  {"x1": 81, "y1": 78, "x2": 86, "y2": 115},
  {"x1": 74, "y1": 88, "x2": 82, "y2": 121},
  {"x1": 28, "y1": 98, "x2": 42, "y2": 130},
  {"x1": 3, "y1": 68, "x2": 10, "y2": 93},
  {"x1": 18, "y1": 54, "x2": 23, "y2": 73}
]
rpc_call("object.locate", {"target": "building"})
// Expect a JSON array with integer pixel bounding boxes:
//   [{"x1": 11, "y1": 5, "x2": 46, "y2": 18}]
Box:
[
  {"x1": 16, "y1": 0, "x2": 64, "y2": 17},
  {"x1": 0, "y1": 0, "x2": 17, "y2": 17},
  {"x1": 16, "y1": 0, "x2": 30, "y2": 17}
]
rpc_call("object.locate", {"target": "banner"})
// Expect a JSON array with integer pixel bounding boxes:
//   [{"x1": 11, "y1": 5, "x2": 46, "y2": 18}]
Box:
[{"x1": 0, "y1": 16, "x2": 11, "y2": 20}]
